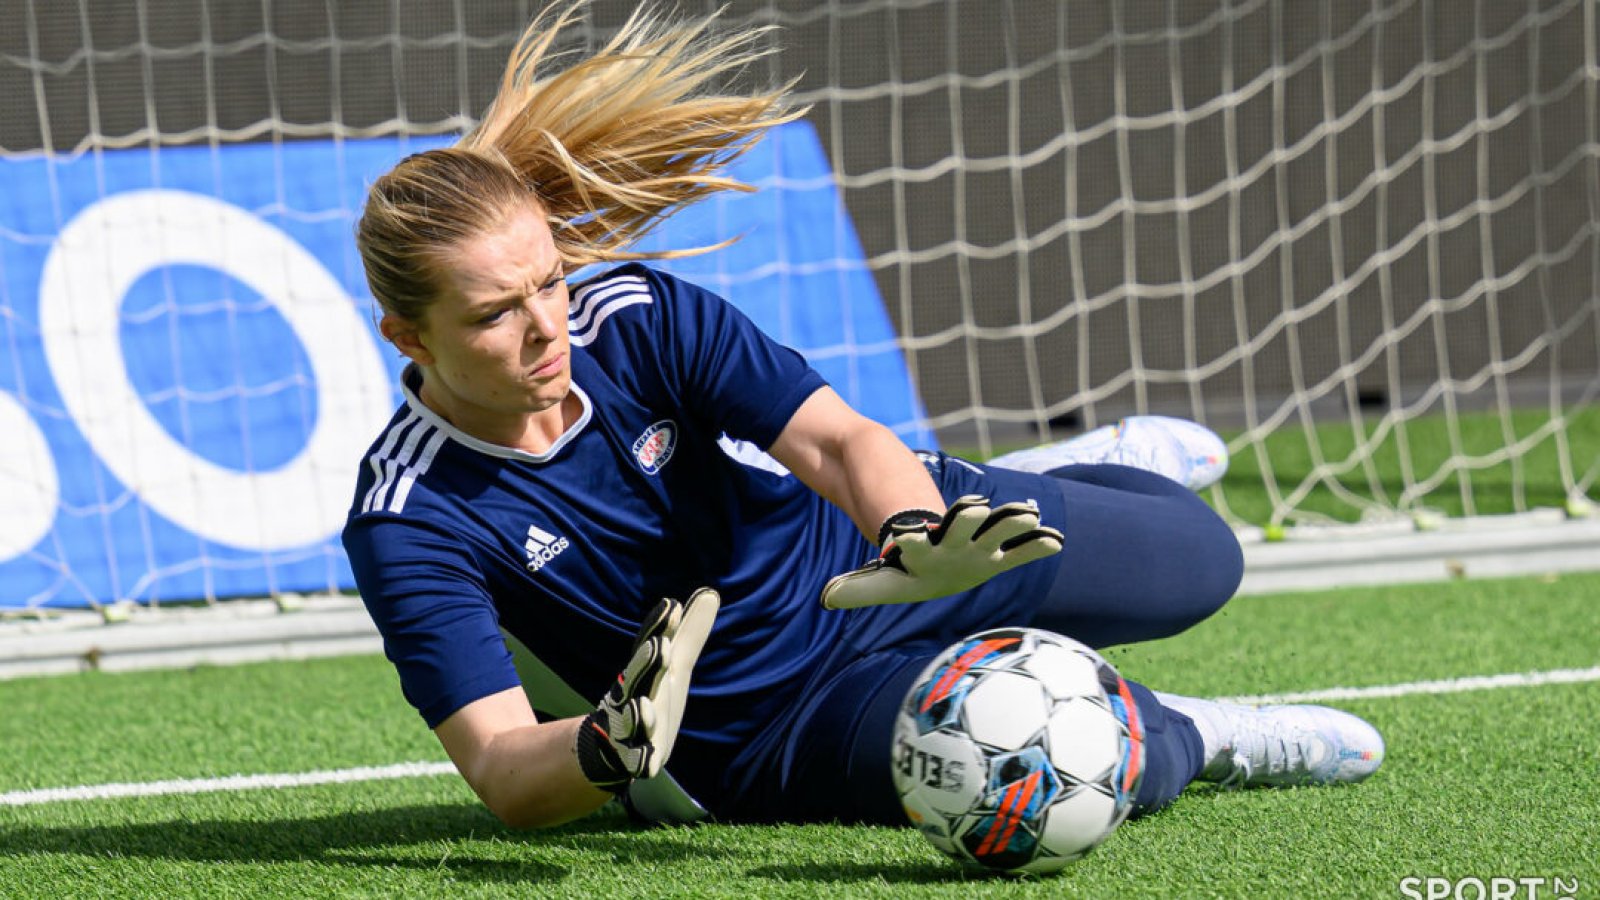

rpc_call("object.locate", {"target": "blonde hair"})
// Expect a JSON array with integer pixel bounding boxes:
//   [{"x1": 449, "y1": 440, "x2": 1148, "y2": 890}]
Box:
[{"x1": 357, "y1": 0, "x2": 804, "y2": 321}]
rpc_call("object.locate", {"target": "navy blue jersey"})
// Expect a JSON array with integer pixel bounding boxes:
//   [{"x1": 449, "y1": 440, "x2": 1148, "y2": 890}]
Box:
[{"x1": 342, "y1": 264, "x2": 1064, "y2": 768}]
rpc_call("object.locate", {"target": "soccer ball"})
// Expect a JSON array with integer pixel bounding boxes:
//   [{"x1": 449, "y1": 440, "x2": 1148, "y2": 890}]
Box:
[{"x1": 892, "y1": 627, "x2": 1145, "y2": 874}]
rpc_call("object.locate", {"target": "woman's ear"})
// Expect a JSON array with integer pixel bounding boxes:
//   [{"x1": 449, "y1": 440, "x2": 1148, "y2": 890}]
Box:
[{"x1": 379, "y1": 313, "x2": 435, "y2": 366}]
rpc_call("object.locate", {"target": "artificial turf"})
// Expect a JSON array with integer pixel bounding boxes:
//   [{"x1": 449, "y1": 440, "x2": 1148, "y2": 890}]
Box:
[{"x1": 3, "y1": 571, "x2": 1596, "y2": 897}]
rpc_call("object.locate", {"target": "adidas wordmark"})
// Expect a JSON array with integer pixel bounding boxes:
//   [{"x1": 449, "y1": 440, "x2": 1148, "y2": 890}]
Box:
[{"x1": 524, "y1": 524, "x2": 570, "y2": 572}]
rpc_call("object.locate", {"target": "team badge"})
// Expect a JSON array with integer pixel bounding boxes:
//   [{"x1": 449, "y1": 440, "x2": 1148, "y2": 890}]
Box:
[{"x1": 632, "y1": 420, "x2": 677, "y2": 475}]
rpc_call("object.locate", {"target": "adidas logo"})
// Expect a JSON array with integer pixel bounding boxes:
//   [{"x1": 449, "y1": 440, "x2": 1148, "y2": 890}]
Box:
[{"x1": 524, "y1": 523, "x2": 570, "y2": 573}]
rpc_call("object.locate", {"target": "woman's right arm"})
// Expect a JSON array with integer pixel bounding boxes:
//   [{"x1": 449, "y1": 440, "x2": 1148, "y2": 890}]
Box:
[
  {"x1": 346, "y1": 512, "x2": 718, "y2": 828},
  {"x1": 430, "y1": 589, "x2": 721, "y2": 829},
  {"x1": 345, "y1": 517, "x2": 609, "y2": 828},
  {"x1": 432, "y1": 688, "x2": 612, "y2": 829}
]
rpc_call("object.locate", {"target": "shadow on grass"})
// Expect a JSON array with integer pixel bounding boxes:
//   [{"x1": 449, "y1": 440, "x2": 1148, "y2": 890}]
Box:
[
  {"x1": 0, "y1": 802, "x2": 744, "y2": 885},
  {"x1": 746, "y1": 860, "x2": 1002, "y2": 885},
  {"x1": 0, "y1": 800, "x2": 1029, "y2": 886}
]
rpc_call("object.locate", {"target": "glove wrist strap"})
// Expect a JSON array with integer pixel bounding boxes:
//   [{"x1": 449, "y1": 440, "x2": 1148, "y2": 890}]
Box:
[
  {"x1": 876, "y1": 508, "x2": 942, "y2": 547},
  {"x1": 574, "y1": 713, "x2": 631, "y2": 794}
]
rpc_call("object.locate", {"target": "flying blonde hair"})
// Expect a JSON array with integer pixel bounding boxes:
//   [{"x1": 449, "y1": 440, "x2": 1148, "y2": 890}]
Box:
[{"x1": 358, "y1": 0, "x2": 805, "y2": 321}]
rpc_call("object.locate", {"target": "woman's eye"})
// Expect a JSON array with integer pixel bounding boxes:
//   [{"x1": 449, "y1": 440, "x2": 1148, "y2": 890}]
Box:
[{"x1": 477, "y1": 309, "x2": 507, "y2": 325}]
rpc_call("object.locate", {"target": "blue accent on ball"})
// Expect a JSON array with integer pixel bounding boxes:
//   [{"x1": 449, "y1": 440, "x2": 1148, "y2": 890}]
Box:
[
  {"x1": 946, "y1": 635, "x2": 1022, "y2": 672},
  {"x1": 957, "y1": 746, "x2": 1063, "y2": 869},
  {"x1": 983, "y1": 746, "x2": 1062, "y2": 810},
  {"x1": 960, "y1": 816, "x2": 1040, "y2": 870},
  {"x1": 909, "y1": 672, "x2": 974, "y2": 735},
  {"x1": 1106, "y1": 692, "x2": 1137, "y2": 805}
]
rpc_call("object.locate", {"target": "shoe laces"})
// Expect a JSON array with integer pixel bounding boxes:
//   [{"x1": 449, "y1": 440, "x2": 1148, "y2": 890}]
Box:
[
  {"x1": 1103, "y1": 444, "x2": 1185, "y2": 482},
  {"x1": 1214, "y1": 705, "x2": 1315, "y2": 789}
]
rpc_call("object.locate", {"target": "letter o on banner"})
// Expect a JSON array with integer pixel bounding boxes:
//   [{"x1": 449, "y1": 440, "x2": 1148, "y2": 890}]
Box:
[
  {"x1": 39, "y1": 190, "x2": 392, "y2": 550},
  {"x1": 0, "y1": 390, "x2": 60, "y2": 561}
]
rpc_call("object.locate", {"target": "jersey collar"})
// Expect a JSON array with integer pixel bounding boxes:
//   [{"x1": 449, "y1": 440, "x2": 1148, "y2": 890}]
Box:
[{"x1": 399, "y1": 363, "x2": 592, "y2": 463}]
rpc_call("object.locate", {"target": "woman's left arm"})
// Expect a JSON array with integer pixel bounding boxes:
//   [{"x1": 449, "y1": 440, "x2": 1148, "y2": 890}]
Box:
[
  {"x1": 767, "y1": 386, "x2": 1064, "y2": 609},
  {"x1": 766, "y1": 386, "x2": 944, "y2": 544}
]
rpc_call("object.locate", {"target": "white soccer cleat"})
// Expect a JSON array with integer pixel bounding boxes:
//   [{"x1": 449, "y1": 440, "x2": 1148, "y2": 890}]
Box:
[
  {"x1": 1157, "y1": 694, "x2": 1385, "y2": 788},
  {"x1": 987, "y1": 415, "x2": 1229, "y2": 492}
]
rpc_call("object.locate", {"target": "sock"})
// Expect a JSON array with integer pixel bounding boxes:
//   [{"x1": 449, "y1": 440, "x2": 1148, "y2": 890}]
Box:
[{"x1": 1152, "y1": 691, "x2": 1231, "y2": 779}]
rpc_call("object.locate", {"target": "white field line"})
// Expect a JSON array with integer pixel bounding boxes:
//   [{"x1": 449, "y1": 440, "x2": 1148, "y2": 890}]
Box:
[
  {"x1": 0, "y1": 761, "x2": 456, "y2": 807},
  {"x1": 1213, "y1": 664, "x2": 1600, "y2": 705},
  {"x1": 2, "y1": 665, "x2": 1597, "y2": 808}
]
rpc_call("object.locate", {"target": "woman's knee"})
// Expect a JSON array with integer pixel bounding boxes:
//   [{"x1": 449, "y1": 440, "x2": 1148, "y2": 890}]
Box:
[
  {"x1": 1035, "y1": 470, "x2": 1245, "y2": 644},
  {"x1": 1161, "y1": 502, "x2": 1244, "y2": 631}
]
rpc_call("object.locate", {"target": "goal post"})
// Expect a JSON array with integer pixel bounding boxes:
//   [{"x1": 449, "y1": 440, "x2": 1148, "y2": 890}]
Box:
[{"x1": 0, "y1": 0, "x2": 1596, "y2": 616}]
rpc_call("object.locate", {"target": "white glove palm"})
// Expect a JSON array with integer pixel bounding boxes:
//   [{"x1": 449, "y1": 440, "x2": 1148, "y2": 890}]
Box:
[
  {"x1": 820, "y1": 495, "x2": 1063, "y2": 610},
  {"x1": 576, "y1": 588, "x2": 719, "y2": 791}
]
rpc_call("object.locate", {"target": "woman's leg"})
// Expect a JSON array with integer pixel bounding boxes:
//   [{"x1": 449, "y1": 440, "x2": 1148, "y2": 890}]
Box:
[
  {"x1": 1025, "y1": 463, "x2": 1244, "y2": 648},
  {"x1": 716, "y1": 645, "x2": 1207, "y2": 824},
  {"x1": 1121, "y1": 679, "x2": 1207, "y2": 813}
]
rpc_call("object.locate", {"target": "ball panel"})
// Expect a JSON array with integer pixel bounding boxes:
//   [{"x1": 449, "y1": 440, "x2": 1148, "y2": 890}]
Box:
[
  {"x1": 960, "y1": 746, "x2": 1061, "y2": 873},
  {"x1": 981, "y1": 746, "x2": 1062, "y2": 807},
  {"x1": 962, "y1": 670, "x2": 1049, "y2": 750},
  {"x1": 891, "y1": 714, "x2": 987, "y2": 816},
  {"x1": 957, "y1": 811, "x2": 1041, "y2": 872},
  {"x1": 1019, "y1": 641, "x2": 1101, "y2": 700},
  {"x1": 1046, "y1": 697, "x2": 1124, "y2": 784},
  {"x1": 1037, "y1": 784, "x2": 1118, "y2": 859},
  {"x1": 907, "y1": 671, "x2": 975, "y2": 736},
  {"x1": 897, "y1": 784, "x2": 961, "y2": 858}
]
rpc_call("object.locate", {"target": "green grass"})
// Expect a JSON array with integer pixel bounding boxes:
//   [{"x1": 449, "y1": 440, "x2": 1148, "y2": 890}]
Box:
[
  {"x1": 1213, "y1": 405, "x2": 1600, "y2": 526},
  {"x1": 964, "y1": 406, "x2": 1600, "y2": 527},
  {"x1": 3, "y1": 572, "x2": 1599, "y2": 897}
]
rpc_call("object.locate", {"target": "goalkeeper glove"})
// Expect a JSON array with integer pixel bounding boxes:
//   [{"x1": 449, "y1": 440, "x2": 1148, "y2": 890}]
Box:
[
  {"x1": 819, "y1": 495, "x2": 1063, "y2": 610},
  {"x1": 574, "y1": 588, "x2": 720, "y2": 792}
]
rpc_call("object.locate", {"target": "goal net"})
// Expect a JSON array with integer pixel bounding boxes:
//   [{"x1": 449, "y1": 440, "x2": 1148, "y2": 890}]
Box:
[{"x1": 1, "y1": 0, "x2": 1596, "y2": 612}]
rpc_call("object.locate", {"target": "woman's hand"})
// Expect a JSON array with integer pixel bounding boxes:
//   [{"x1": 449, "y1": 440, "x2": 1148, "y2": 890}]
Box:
[{"x1": 819, "y1": 496, "x2": 1063, "y2": 609}]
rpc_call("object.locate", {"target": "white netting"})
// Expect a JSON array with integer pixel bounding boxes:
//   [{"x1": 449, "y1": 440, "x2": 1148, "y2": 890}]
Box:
[
  {"x1": 1, "y1": 0, "x2": 1596, "y2": 611},
  {"x1": 763, "y1": 0, "x2": 1600, "y2": 527}
]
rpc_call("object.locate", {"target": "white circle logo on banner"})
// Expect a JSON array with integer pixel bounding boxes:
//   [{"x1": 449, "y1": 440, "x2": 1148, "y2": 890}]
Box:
[
  {"x1": 0, "y1": 390, "x2": 59, "y2": 561},
  {"x1": 39, "y1": 189, "x2": 392, "y2": 551}
]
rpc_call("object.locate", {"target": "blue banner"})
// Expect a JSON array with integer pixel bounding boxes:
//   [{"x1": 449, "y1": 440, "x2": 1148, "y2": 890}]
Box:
[{"x1": 0, "y1": 123, "x2": 930, "y2": 608}]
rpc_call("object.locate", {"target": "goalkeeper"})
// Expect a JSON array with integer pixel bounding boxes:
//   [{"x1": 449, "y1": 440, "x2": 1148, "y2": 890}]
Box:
[{"x1": 342, "y1": 0, "x2": 1384, "y2": 830}]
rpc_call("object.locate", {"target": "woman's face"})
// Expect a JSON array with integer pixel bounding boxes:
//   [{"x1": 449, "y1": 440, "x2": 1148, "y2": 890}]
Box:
[{"x1": 382, "y1": 204, "x2": 573, "y2": 444}]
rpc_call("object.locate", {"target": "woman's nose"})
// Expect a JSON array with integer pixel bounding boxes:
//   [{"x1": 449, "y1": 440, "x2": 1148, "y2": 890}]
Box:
[{"x1": 526, "y1": 299, "x2": 562, "y2": 341}]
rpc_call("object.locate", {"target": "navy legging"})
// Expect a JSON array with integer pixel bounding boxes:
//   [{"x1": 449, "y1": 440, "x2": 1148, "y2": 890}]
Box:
[
  {"x1": 714, "y1": 463, "x2": 1243, "y2": 823},
  {"x1": 1025, "y1": 463, "x2": 1243, "y2": 813},
  {"x1": 1028, "y1": 462, "x2": 1243, "y2": 646}
]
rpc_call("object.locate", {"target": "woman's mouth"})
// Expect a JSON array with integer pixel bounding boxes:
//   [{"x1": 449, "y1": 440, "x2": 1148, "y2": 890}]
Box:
[{"x1": 530, "y1": 353, "x2": 565, "y2": 378}]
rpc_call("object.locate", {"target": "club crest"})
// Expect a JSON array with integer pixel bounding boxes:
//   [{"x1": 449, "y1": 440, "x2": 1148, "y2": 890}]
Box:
[{"x1": 633, "y1": 420, "x2": 677, "y2": 475}]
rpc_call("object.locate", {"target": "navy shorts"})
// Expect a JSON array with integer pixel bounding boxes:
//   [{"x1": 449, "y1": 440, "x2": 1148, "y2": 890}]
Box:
[{"x1": 708, "y1": 462, "x2": 1242, "y2": 824}]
